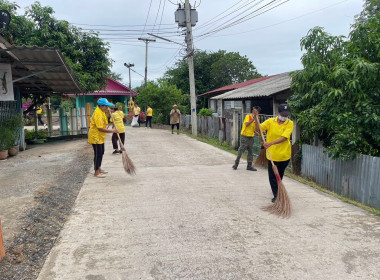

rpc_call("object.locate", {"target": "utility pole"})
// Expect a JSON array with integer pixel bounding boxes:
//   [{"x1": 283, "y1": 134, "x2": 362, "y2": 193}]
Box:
[
  {"x1": 185, "y1": 0, "x2": 197, "y2": 136},
  {"x1": 138, "y1": 38, "x2": 155, "y2": 86},
  {"x1": 123, "y1": 62, "x2": 134, "y2": 89}
]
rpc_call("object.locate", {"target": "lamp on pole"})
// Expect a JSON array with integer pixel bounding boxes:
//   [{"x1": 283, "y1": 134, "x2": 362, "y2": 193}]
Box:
[{"x1": 123, "y1": 62, "x2": 134, "y2": 89}]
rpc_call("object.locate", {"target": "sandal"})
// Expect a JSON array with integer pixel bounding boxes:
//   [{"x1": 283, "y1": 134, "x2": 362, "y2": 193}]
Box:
[
  {"x1": 94, "y1": 174, "x2": 106, "y2": 178},
  {"x1": 99, "y1": 170, "x2": 108, "y2": 174}
]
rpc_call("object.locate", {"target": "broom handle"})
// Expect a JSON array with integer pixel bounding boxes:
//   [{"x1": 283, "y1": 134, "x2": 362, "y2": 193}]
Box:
[
  {"x1": 109, "y1": 111, "x2": 125, "y2": 149},
  {"x1": 253, "y1": 113, "x2": 276, "y2": 168}
]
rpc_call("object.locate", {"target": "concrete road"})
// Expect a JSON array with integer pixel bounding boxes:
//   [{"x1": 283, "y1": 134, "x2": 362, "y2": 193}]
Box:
[{"x1": 38, "y1": 126, "x2": 380, "y2": 280}]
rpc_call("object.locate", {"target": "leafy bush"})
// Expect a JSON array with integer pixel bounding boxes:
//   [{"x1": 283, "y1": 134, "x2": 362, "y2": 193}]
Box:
[
  {"x1": 25, "y1": 129, "x2": 47, "y2": 140},
  {"x1": 135, "y1": 80, "x2": 186, "y2": 124},
  {"x1": 198, "y1": 108, "x2": 213, "y2": 116},
  {"x1": 60, "y1": 100, "x2": 75, "y2": 112},
  {"x1": 0, "y1": 114, "x2": 23, "y2": 150}
]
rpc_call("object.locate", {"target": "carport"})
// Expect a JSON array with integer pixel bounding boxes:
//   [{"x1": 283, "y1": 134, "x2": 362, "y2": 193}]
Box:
[{"x1": 0, "y1": 35, "x2": 82, "y2": 150}]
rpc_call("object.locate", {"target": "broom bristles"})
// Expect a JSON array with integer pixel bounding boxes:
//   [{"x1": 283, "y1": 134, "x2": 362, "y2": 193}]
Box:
[
  {"x1": 121, "y1": 148, "x2": 136, "y2": 175},
  {"x1": 255, "y1": 148, "x2": 268, "y2": 167},
  {"x1": 262, "y1": 176, "x2": 291, "y2": 218}
]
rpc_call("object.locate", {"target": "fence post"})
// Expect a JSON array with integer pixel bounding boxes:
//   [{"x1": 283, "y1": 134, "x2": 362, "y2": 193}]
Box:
[
  {"x1": 70, "y1": 108, "x2": 78, "y2": 135},
  {"x1": 232, "y1": 110, "x2": 239, "y2": 149},
  {"x1": 59, "y1": 109, "x2": 68, "y2": 136},
  {"x1": 46, "y1": 108, "x2": 53, "y2": 137},
  {"x1": 80, "y1": 107, "x2": 87, "y2": 134}
]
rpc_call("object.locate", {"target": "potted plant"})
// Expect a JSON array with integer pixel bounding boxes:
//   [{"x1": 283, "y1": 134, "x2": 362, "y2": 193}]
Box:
[
  {"x1": 7, "y1": 114, "x2": 22, "y2": 156},
  {"x1": 0, "y1": 114, "x2": 23, "y2": 159},
  {"x1": 0, "y1": 127, "x2": 12, "y2": 160}
]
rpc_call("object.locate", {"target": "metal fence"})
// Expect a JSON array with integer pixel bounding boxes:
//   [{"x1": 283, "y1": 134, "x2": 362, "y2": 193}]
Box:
[
  {"x1": 24, "y1": 107, "x2": 90, "y2": 138},
  {"x1": 181, "y1": 115, "x2": 234, "y2": 144},
  {"x1": 181, "y1": 114, "x2": 275, "y2": 157},
  {"x1": 301, "y1": 144, "x2": 380, "y2": 209},
  {"x1": 0, "y1": 101, "x2": 18, "y2": 121}
]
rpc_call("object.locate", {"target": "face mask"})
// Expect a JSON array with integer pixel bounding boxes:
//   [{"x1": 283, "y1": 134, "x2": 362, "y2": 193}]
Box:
[{"x1": 278, "y1": 115, "x2": 288, "y2": 122}]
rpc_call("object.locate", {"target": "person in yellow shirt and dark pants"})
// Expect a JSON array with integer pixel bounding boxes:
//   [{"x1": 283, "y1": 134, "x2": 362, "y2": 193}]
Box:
[
  {"x1": 258, "y1": 104, "x2": 294, "y2": 202},
  {"x1": 36, "y1": 106, "x2": 46, "y2": 128},
  {"x1": 232, "y1": 106, "x2": 261, "y2": 171},
  {"x1": 88, "y1": 98, "x2": 119, "y2": 178},
  {"x1": 109, "y1": 106, "x2": 126, "y2": 154},
  {"x1": 145, "y1": 105, "x2": 153, "y2": 129}
]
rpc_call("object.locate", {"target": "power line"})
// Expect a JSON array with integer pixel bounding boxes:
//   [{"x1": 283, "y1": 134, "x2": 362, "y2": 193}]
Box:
[
  {"x1": 194, "y1": 0, "x2": 251, "y2": 31},
  {"x1": 141, "y1": 0, "x2": 154, "y2": 37},
  {"x1": 197, "y1": 0, "x2": 282, "y2": 36},
  {"x1": 106, "y1": 42, "x2": 179, "y2": 50},
  {"x1": 196, "y1": 0, "x2": 290, "y2": 39},
  {"x1": 199, "y1": 0, "x2": 351, "y2": 38},
  {"x1": 71, "y1": 23, "x2": 174, "y2": 27},
  {"x1": 130, "y1": 68, "x2": 145, "y2": 78},
  {"x1": 157, "y1": 0, "x2": 167, "y2": 34}
]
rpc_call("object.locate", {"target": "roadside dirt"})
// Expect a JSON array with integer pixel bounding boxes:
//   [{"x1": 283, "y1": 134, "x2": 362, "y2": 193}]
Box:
[{"x1": 0, "y1": 139, "x2": 92, "y2": 280}]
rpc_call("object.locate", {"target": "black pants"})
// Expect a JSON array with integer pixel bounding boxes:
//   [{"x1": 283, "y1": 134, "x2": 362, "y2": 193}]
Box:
[
  {"x1": 146, "y1": 116, "x2": 152, "y2": 128},
  {"x1": 37, "y1": 114, "x2": 44, "y2": 125},
  {"x1": 171, "y1": 123, "x2": 179, "y2": 131},
  {"x1": 112, "y1": 132, "x2": 125, "y2": 150},
  {"x1": 268, "y1": 159, "x2": 290, "y2": 198},
  {"x1": 92, "y1": 144, "x2": 104, "y2": 171}
]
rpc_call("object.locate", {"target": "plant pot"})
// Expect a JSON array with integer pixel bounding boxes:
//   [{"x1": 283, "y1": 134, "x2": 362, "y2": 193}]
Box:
[
  {"x1": 8, "y1": 145, "x2": 19, "y2": 156},
  {"x1": 0, "y1": 150, "x2": 8, "y2": 160}
]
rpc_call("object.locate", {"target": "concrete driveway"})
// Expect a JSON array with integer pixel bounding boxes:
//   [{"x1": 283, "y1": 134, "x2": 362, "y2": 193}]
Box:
[{"x1": 38, "y1": 126, "x2": 380, "y2": 280}]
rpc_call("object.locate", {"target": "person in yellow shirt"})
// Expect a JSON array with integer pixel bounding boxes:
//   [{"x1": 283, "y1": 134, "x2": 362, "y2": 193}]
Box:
[
  {"x1": 88, "y1": 98, "x2": 119, "y2": 178},
  {"x1": 232, "y1": 106, "x2": 261, "y2": 171},
  {"x1": 133, "y1": 103, "x2": 141, "y2": 127},
  {"x1": 109, "y1": 106, "x2": 126, "y2": 154},
  {"x1": 36, "y1": 106, "x2": 46, "y2": 128},
  {"x1": 145, "y1": 104, "x2": 153, "y2": 128},
  {"x1": 256, "y1": 104, "x2": 294, "y2": 202}
]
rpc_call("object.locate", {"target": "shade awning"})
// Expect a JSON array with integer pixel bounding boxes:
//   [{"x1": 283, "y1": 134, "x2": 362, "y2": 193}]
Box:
[{"x1": 0, "y1": 45, "x2": 82, "y2": 95}]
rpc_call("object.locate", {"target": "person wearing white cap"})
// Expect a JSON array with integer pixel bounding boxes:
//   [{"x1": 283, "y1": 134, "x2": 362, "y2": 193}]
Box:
[{"x1": 88, "y1": 98, "x2": 119, "y2": 178}]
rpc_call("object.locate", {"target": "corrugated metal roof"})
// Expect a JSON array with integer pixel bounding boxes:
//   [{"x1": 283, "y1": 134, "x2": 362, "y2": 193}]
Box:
[
  {"x1": 210, "y1": 72, "x2": 292, "y2": 100},
  {"x1": 198, "y1": 75, "x2": 277, "y2": 97},
  {"x1": 2, "y1": 45, "x2": 82, "y2": 94}
]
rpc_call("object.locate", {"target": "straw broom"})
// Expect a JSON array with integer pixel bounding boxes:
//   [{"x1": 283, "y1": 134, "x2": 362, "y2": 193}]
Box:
[
  {"x1": 110, "y1": 112, "x2": 136, "y2": 175},
  {"x1": 253, "y1": 108, "x2": 267, "y2": 168},
  {"x1": 253, "y1": 113, "x2": 291, "y2": 218}
]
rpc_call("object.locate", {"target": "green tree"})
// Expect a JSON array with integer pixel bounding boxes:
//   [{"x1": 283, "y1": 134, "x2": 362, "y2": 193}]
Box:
[
  {"x1": 164, "y1": 49, "x2": 261, "y2": 98},
  {"x1": 0, "y1": 0, "x2": 113, "y2": 93},
  {"x1": 289, "y1": 0, "x2": 380, "y2": 159},
  {"x1": 135, "y1": 80, "x2": 186, "y2": 124}
]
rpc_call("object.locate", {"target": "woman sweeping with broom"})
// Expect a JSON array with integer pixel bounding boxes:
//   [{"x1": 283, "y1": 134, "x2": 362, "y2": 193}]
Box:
[
  {"x1": 254, "y1": 104, "x2": 294, "y2": 204},
  {"x1": 88, "y1": 98, "x2": 119, "y2": 178}
]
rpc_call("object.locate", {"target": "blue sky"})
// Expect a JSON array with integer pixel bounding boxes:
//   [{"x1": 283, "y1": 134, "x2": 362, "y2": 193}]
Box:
[{"x1": 15, "y1": 0, "x2": 364, "y2": 89}]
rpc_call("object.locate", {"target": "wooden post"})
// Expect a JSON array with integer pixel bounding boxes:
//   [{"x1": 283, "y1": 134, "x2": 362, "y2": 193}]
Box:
[{"x1": 0, "y1": 219, "x2": 5, "y2": 260}]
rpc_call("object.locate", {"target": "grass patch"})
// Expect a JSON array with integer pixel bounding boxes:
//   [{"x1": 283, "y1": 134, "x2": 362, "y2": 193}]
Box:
[{"x1": 181, "y1": 129, "x2": 238, "y2": 155}]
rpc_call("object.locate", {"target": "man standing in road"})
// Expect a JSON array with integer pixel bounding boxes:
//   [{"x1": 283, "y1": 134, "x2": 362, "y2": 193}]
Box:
[
  {"x1": 145, "y1": 104, "x2": 153, "y2": 129},
  {"x1": 232, "y1": 106, "x2": 261, "y2": 171},
  {"x1": 170, "y1": 104, "x2": 181, "y2": 134}
]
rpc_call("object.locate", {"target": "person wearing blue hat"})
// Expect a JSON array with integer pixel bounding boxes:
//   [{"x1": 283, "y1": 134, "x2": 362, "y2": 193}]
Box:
[{"x1": 88, "y1": 98, "x2": 119, "y2": 178}]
